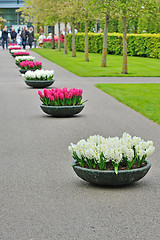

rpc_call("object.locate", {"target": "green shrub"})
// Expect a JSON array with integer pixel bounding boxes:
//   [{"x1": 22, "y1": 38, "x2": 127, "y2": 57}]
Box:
[{"x1": 67, "y1": 33, "x2": 160, "y2": 58}]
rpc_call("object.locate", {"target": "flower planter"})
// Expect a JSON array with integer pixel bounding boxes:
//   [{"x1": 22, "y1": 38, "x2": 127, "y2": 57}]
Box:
[
  {"x1": 40, "y1": 104, "x2": 85, "y2": 117},
  {"x1": 19, "y1": 69, "x2": 28, "y2": 74},
  {"x1": 19, "y1": 69, "x2": 37, "y2": 74},
  {"x1": 15, "y1": 62, "x2": 19, "y2": 66},
  {"x1": 72, "y1": 160, "x2": 151, "y2": 186},
  {"x1": 24, "y1": 79, "x2": 55, "y2": 88}
]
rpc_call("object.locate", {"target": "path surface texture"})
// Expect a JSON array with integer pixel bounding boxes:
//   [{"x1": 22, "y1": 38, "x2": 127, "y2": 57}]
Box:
[{"x1": 0, "y1": 49, "x2": 160, "y2": 240}]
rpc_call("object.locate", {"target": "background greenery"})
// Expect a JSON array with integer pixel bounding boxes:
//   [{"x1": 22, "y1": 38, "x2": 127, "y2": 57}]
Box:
[
  {"x1": 67, "y1": 33, "x2": 160, "y2": 58},
  {"x1": 32, "y1": 48, "x2": 160, "y2": 77},
  {"x1": 95, "y1": 83, "x2": 160, "y2": 125}
]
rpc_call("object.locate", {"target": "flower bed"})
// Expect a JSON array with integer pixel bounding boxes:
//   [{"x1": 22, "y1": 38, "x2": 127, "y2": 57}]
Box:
[
  {"x1": 11, "y1": 49, "x2": 26, "y2": 54},
  {"x1": 42, "y1": 38, "x2": 64, "y2": 49},
  {"x1": 8, "y1": 44, "x2": 18, "y2": 46},
  {"x1": 19, "y1": 60, "x2": 42, "y2": 70},
  {"x1": 15, "y1": 56, "x2": 35, "y2": 64},
  {"x1": 24, "y1": 69, "x2": 54, "y2": 81},
  {"x1": 69, "y1": 133, "x2": 155, "y2": 174},
  {"x1": 38, "y1": 88, "x2": 84, "y2": 106},
  {"x1": 8, "y1": 46, "x2": 21, "y2": 51},
  {"x1": 13, "y1": 52, "x2": 30, "y2": 57}
]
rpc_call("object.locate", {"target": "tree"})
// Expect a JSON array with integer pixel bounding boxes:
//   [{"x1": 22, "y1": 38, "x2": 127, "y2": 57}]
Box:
[
  {"x1": 60, "y1": 0, "x2": 80, "y2": 57},
  {"x1": 93, "y1": 0, "x2": 118, "y2": 67},
  {"x1": 78, "y1": 0, "x2": 96, "y2": 62},
  {"x1": 119, "y1": 0, "x2": 160, "y2": 74}
]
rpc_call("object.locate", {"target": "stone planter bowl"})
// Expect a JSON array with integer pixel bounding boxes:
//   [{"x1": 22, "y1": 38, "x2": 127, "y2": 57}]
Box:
[
  {"x1": 24, "y1": 79, "x2": 55, "y2": 88},
  {"x1": 72, "y1": 160, "x2": 151, "y2": 186},
  {"x1": 40, "y1": 104, "x2": 85, "y2": 117},
  {"x1": 19, "y1": 69, "x2": 39, "y2": 74}
]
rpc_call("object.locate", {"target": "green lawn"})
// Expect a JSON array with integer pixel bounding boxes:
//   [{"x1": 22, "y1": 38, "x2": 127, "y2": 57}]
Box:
[
  {"x1": 32, "y1": 48, "x2": 160, "y2": 77},
  {"x1": 96, "y1": 83, "x2": 160, "y2": 125}
]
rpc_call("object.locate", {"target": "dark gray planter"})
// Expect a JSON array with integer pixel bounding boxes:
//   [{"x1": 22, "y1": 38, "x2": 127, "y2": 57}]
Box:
[
  {"x1": 19, "y1": 69, "x2": 37, "y2": 74},
  {"x1": 40, "y1": 104, "x2": 85, "y2": 117},
  {"x1": 72, "y1": 160, "x2": 151, "y2": 186},
  {"x1": 24, "y1": 79, "x2": 55, "y2": 88},
  {"x1": 19, "y1": 69, "x2": 28, "y2": 74}
]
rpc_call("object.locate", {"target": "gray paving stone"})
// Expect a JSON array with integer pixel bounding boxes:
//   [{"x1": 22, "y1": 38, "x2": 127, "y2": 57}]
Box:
[{"x1": 0, "y1": 49, "x2": 160, "y2": 240}]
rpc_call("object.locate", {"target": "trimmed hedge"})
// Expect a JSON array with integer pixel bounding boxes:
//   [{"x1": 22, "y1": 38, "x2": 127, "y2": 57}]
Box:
[{"x1": 67, "y1": 33, "x2": 160, "y2": 58}]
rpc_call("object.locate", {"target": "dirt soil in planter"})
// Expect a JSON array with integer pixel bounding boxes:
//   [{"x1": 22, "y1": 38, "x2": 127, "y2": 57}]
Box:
[{"x1": 77, "y1": 161, "x2": 147, "y2": 171}]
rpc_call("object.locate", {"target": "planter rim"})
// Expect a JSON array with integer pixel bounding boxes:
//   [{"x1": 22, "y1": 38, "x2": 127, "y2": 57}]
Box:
[
  {"x1": 25, "y1": 79, "x2": 55, "y2": 82},
  {"x1": 40, "y1": 104, "x2": 85, "y2": 108},
  {"x1": 72, "y1": 160, "x2": 151, "y2": 173}
]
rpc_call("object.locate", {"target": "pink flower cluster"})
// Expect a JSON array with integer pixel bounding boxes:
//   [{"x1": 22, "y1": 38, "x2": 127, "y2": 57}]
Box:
[
  {"x1": 38, "y1": 88, "x2": 83, "y2": 106},
  {"x1": 20, "y1": 61, "x2": 42, "y2": 70},
  {"x1": 8, "y1": 44, "x2": 18, "y2": 46},
  {"x1": 43, "y1": 39, "x2": 52, "y2": 42},
  {"x1": 43, "y1": 36, "x2": 64, "y2": 43},
  {"x1": 9, "y1": 47, "x2": 21, "y2": 50},
  {"x1": 13, "y1": 52, "x2": 30, "y2": 56}
]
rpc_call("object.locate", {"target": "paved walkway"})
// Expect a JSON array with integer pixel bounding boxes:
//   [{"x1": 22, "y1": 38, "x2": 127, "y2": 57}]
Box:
[{"x1": 0, "y1": 49, "x2": 160, "y2": 240}]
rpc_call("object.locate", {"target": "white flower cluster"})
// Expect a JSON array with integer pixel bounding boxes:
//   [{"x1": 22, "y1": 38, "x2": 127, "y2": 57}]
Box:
[
  {"x1": 68, "y1": 133, "x2": 155, "y2": 165},
  {"x1": 15, "y1": 56, "x2": 35, "y2": 62},
  {"x1": 24, "y1": 69, "x2": 54, "y2": 80},
  {"x1": 9, "y1": 46, "x2": 21, "y2": 50},
  {"x1": 11, "y1": 49, "x2": 26, "y2": 53}
]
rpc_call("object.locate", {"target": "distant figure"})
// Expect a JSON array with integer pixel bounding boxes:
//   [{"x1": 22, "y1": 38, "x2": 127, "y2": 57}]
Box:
[
  {"x1": 28, "y1": 27, "x2": 34, "y2": 49},
  {"x1": 39, "y1": 26, "x2": 43, "y2": 35},
  {"x1": 68, "y1": 28, "x2": 72, "y2": 34},
  {"x1": 11, "y1": 28, "x2": 17, "y2": 44},
  {"x1": 9, "y1": 26, "x2": 12, "y2": 34},
  {"x1": 2, "y1": 26, "x2": 8, "y2": 49},
  {"x1": 21, "y1": 27, "x2": 28, "y2": 49},
  {"x1": 16, "y1": 33, "x2": 21, "y2": 45},
  {"x1": 47, "y1": 33, "x2": 52, "y2": 39},
  {"x1": 38, "y1": 33, "x2": 45, "y2": 47},
  {"x1": 62, "y1": 29, "x2": 65, "y2": 36},
  {"x1": 17, "y1": 27, "x2": 21, "y2": 34}
]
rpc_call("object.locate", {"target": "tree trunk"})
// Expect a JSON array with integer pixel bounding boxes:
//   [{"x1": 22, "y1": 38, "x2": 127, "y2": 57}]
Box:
[
  {"x1": 58, "y1": 21, "x2": 61, "y2": 52},
  {"x1": 64, "y1": 21, "x2": 67, "y2": 54},
  {"x1": 85, "y1": 20, "x2": 89, "y2": 62},
  {"x1": 72, "y1": 18, "x2": 76, "y2": 57},
  {"x1": 122, "y1": 16, "x2": 128, "y2": 74},
  {"x1": 101, "y1": 13, "x2": 109, "y2": 67},
  {"x1": 51, "y1": 25, "x2": 55, "y2": 49}
]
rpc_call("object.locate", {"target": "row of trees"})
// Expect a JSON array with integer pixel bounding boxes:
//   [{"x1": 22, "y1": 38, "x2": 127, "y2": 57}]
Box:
[{"x1": 19, "y1": 0, "x2": 160, "y2": 74}]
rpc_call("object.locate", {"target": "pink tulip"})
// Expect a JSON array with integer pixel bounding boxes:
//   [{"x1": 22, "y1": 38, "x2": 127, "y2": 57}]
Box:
[
  {"x1": 60, "y1": 93, "x2": 64, "y2": 100},
  {"x1": 38, "y1": 90, "x2": 44, "y2": 98},
  {"x1": 79, "y1": 89, "x2": 83, "y2": 96},
  {"x1": 54, "y1": 92, "x2": 59, "y2": 100},
  {"x1": 75, "y1": 89, "x2": 79, "y2": 96},
  {"x1": 68, "y1": 92, "x2": 73, "y2": 99},
  {"x1": 62, "y1": 87, "x2": 67, "y2": 93},
  {"x1": 49, "y1": 96, "x2": 54, "y2": 101}
]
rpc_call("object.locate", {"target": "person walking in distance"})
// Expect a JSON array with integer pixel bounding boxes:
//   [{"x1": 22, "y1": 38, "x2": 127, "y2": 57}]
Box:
[
  {"x1": 21, "y1": 27, "x2": 28, "y2": 49},
  {"x1": 2, "y1": 26, "x2": 8, "y2": 49},
  {"x1": 28, "y1": 27, "x2": 34, "y2": 49},
  {"x1": 11, "y1": 28, "x2": 17, "y2": 44}
]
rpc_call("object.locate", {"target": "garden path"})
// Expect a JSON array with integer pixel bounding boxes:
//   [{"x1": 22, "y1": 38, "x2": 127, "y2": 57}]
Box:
[{"x1": 0, "y1": 49, "x2": 160, "y2": 240}]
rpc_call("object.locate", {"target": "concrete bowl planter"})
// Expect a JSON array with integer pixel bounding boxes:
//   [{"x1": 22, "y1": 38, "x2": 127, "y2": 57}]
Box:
[
  {"x1": 19, "y1": 69, "x2": 28, "y2": 74},
  {"x1": 19, "y1": 69, "x2": 37, "y2": 74},
  {"x1": 72, "y1": 160, "x2": 151, "y2": 186},
  {"x1": 24, "y1": 79, "x2": 55, "y2": 88},
  {"x1": 40, "y1": 104, "x2": 85, "y2": 117}
]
